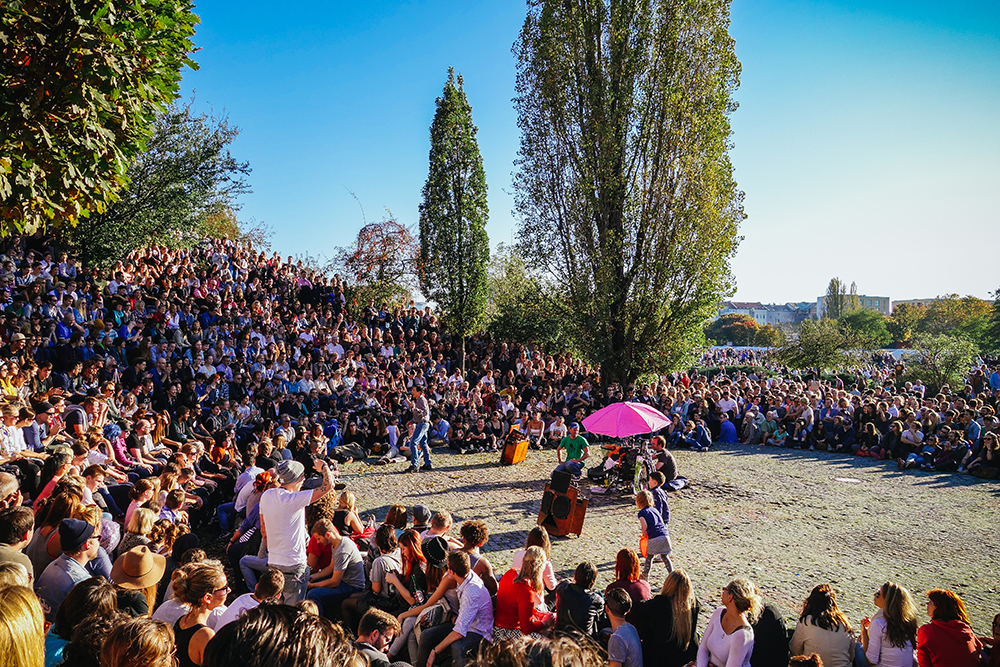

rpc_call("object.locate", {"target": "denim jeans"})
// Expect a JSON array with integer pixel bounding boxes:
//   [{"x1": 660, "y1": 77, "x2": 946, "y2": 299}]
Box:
[
  {"x1": 555, "y1": 460, "x2": 584, "y2": 476},
  {"x1": 409, "y1": 422, "x2": 431, "y2": 468},
  {"x1": 216, "y1": 502, "x2": 237, "y2": 533},
  {"x1": 305, "y1": 582, "x2": 363, "y2": 618},
  {"x1": 451, "y1": 631, "x2": 487, "y2": 667},
  {"x1": 239, "y1": 554, "x2": 268, "y2": 591},
  {"x1": 271, "y1": 562, "x2": 309, "y2": 605}
]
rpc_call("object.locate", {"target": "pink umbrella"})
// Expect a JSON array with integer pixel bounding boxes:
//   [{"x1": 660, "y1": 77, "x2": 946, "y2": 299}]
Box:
[{"x1": 581, "y1": 401, "x2": 671, "y2": 438}]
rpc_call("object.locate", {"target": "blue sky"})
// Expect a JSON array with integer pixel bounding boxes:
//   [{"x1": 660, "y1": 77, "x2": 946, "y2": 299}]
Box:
[{"x1": 179, "y1": 0, "x2": 1000, "y2": 304}]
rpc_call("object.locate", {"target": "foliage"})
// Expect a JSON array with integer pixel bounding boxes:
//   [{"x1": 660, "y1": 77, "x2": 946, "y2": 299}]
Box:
[
  {"x1": 705, "y1": 314, "x2": 758, "y2": 346},
  {"x1": 902, "y1": 334, "x2": 979, "y2": 394},
  {"x1": 838, "y1": 308, "x2": 891, "y2": 348},
  {"x1": 774, "y1": 319, "x2": 861, "y2": 371},
  {"x1": 691, "y1": 365, "x2": 769, "y2": 380},
  {"x1": 981, "y1": 288, "x2": 1000, "y2": 354},
  {"x1": 918, "y1": 294, "x2": 992, "y2": 336},
  {"x1": 513, "y1": 0, "x2": 744, "y2": 388},
  {"x1": 333, "y1": 217, "x2": 418, "y2": 309},
  {"x1": 755, "y1": 324, "x2": 783, "y2": 348},
  {"x1": 887, "y1": 302, "x2": 925, "y2": 345},
  {"x1": 61, "y1": 101, "x2": 251, "y2": 268},
  {"x1": 0, "y1": 0, "x2": 198, "y2": 233},
  {"x1": 823, "y1": 278, "x2": 852, "y2": 319},
  {"x1": 485, "y1": 244, "x2": 573, "y2": 354},
  {"x1": 418, "y1": 68, "x2": 490, "y2": 372}
]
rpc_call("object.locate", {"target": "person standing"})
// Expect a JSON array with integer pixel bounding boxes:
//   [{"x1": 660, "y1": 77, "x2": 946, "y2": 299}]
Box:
[
  {"x1": 259, "y1": 458, "x2": 335, "y2": 604},
  {"x1": 555, "y1": 422, "x2": 589, "y2": 477},
  {"x1": 405, "y1": 385, "x2": 432, "y2": 473}
]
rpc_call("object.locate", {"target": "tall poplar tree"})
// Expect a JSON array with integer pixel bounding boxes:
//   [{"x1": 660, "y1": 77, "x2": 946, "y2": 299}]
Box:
[
  {"x1": 418, "y1": 68, "x2": 490, "y2": 374},
  {"x1": 513, "y1": 0, "x2": 745, "y2": 389}
]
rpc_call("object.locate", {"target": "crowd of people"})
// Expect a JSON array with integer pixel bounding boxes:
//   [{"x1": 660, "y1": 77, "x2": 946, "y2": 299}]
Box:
[{"x1": 0, "y1": 230, "x2": 998, "y2": 667}]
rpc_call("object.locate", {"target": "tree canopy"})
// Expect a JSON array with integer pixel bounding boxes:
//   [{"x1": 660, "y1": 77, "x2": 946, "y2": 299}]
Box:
[
  {"x1": 61, "y1": 101, "x2": 251, "y2": 268},
  {"x1": 334, "y1": 217, "x2": 418, "y2": 309},
  {"x1": 0, "y1": 0, "x2": 198, "y2": 233},
  {"x1": 513, "y1": 0, "x2": 744, "y2": 388},
  {"x1": 418, "y1": 68, "x2": 490, "y2": 372}
]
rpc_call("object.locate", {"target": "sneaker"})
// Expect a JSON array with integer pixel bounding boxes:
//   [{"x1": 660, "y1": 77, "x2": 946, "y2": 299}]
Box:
[
  {"x1": 420, "y1": 464, "x2": 433, "y2": 471},
  {"x1": 403, "y1": 466, "x2": 418, "y2": 474},
  {"x1": 809, "y1": 445, "x2": 815, "y2": 451},
  {"x1": 958, "y1": 465, "x2": 966, "y2": 473}
]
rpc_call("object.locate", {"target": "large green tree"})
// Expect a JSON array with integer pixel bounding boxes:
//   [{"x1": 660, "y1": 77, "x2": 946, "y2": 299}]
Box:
[
  {"x1": 839, "y1": 308, "x2": 891, "y2": 349},
  {"x1": 903, "y1": 334, "x2": 979, "y2": 394},
  {"x1": 513, "y1": 0, "x2": 744, "y2": 388},
  {"x1": 775, "y1": 319, "x2": 860, "y2": 371},
  {"x1": 0, "y1": 0, "x2": 198, "y2": 233},
  {"x1": 418, "y1": 68, "x2": 490, "y2": 373},
  {"x1": 705, "y1": 314, "x2": 759, "y2": 346},
  {"x1": 62, "y1": 101, "x2": 251, "y2": 267}
]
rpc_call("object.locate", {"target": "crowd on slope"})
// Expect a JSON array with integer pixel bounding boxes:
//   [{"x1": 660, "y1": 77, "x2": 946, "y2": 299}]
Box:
[{"x1": 0, "y1": 230, "x2": 998, "y2": 667}]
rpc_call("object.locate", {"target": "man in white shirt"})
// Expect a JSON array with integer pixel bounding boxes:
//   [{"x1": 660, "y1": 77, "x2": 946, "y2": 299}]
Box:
[
  {"x1": 259, "y1": 458, "x2": 335, "y2": 604},
  {"x1": 216, "y1": 567, "x2": 284, "y2": 628},
  {"x1": 426, "y1": 552, "x2": 494, "y2": 667}
]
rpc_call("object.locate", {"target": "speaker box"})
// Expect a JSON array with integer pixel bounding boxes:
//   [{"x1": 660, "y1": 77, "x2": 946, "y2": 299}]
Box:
[
  {"x1": 500, "y1": 437, "x2": 529, "y2": 465},
  {"x1": 537, "y1": 482, "x2": 588, "y2": 537},
  {"x1": 550, "y1": 470, "x2": 573, "y2": 494}
]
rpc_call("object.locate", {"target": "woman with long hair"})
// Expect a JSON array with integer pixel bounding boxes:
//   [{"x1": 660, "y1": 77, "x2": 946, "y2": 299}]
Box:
[
  {"x1": 172, "y1": 562, "x2": 228, "y2": 667},
  {"x1": 384, "y1": 529, "x2": 427, "y2": 607},
  {"x1": 512, "y1": 526, "x2": 558, "y2": 591},
  {"x1": 790, "y1": 584, "x2": 855, "y2": 667},
  {"x1": 629, "y1": 569, "x2": 700, "y2": 667},
  {"x1": 101, "y1": 618, "x2": 176, "y2": 667},
  {"x1": 696, "y1": 577, "x2": 762, "y2": 667},
  {"x1": 604, "y1": 548, "x2": 651, "y2": 606},
  {"x1": 915, "y1": 588, "x2": 982, "y2": 667},
  {"x1": 494, "y1": 546, "x2": 554, "y2": 641},
  {"x1": 0, "y1": 585, "x2": 45, "y2": 667},
  {"x1": 859, "y1": 581, "x2": 917, "y2": 667},
  {"x1": 46, "y1": 576, "x2": 118, "y2": 666}
]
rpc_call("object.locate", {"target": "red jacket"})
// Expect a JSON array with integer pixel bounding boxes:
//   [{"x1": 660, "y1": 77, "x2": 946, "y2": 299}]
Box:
[
  {"x1": 494, "y1": 569, "x2": 548, "y2": 635},
  {"x1": 916, "y1": 619, "x2": 982, "y2": 667}
]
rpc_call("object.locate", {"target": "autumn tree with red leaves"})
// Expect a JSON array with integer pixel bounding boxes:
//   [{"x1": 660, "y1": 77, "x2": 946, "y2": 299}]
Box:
[{"x1": 334, "y1": 218, "x2": 419, "y2": 309}]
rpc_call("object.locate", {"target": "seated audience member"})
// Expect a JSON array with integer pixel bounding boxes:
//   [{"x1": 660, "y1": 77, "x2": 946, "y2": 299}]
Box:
[
  {"x1": 511, "y1": 526, "x2": 558, "y2": 592},
  {"x1": 494, "y1": 545, "x2": 554, "y2": 641},
  {"x1": 306, "y1": 519, "x2": 366, "y2": 619},
  {"x1": 420, "y1": 511, "x2": 462, "y2": 549},
  {"x1": 605, "y1": 548, "x2": 651, "y2": 606},
  {"x1": 59, "y1": 610, "x2": 129, "y2": 667},
  {"x1": 858, "y1": 581, "x2": 918, "y2": 667},
  {"x1": 628, "y1": 569, "x2": 700, "y2": 667},
  {"x1": 0, "y1": 585, "x2": 46, "y2": 667},
  {"x1": 790, "y1": 584, "x2": 855, "y2": 667},
  {"x1": 457, "y1": 519, "x2": 499, "y2": 597},
  {"x1": 554, "y1": 561, "x2": 604, "y2": 640},
  {"x1": 0, "y1": 506, "x2": 34, "y2": 583},
  {"x1": 355, "y1": 608, "x2": 410, "y2": 667},
  {"x1": 605, "y1": 588, "x2": 643, "y2": 667},
  {"x1": 202, "y1": 603, "x2": 358, "y2": 667},
  {"x1": 750, "y1": 595, "x2": 789, "y2": 667},
  {"x1": 698, "y1": 578, "x2": 762, "y2": 667},
  {"x1": 110, "y1": 545, "x2": 167, "y2": 617},
  {"x1": 171, "y1": 562, "x2": 229, "y2": 667},
  {"x1": 100, "y1": 617, "x2": 177, "y2": 667},
  {"x1": 37, "y1": 518, "x2": 100, "y2": 620},
  {"x1": 916, "y1": 588, "x2": 982, "y2": 667},
  {"x1": 423, "y1": 551, "x2": 494, "y2": 667},
  {"x1": 46, "y1": 575, "x2": 118, "y2": 667},
  {"x1": 216, "y1": 567, "x2": 284, "y2": 628}
]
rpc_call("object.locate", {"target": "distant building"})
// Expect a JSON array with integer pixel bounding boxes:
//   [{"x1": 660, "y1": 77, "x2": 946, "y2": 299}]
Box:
[
  {"x1": 816, "y1": 294, "x2": 891, "y2": 318},
  {"x1": 892, "y1": 298, "x2": 938, "y2": 311},
  {"x1": 717, "y1": 301, "x2": 813, "y2": 325}
]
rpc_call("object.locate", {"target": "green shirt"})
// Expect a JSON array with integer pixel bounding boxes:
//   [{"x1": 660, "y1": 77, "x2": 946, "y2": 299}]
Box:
[{"x1": 559, "y1": 435, "x2": 589, "y2": 461}]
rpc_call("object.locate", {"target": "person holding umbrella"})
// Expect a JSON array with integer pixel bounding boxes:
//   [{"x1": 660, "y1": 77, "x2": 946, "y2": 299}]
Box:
[{"x1": 555, "y1": 422, "x2": 590, "y2": 478}]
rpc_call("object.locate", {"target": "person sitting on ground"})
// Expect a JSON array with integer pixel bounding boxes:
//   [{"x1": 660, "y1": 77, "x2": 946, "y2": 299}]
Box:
[
  {"x1": 766, "y1": 422, "x2": 788, "y2": 448},
  {"x1": 423, "y1": 551, "x2": 494, "y2": 667},
  {"x1": 0, "y1": 506, "x2": 34, "y2": 584},
  {"x1": 511, "y1": 526, "x2": 558, "y2": 592},
  {"x1": 100, "y1": 617, "x2": 177, "y2": 667},
  {"x1": 606, "y1": 588, "x2": 643, "y2": 667},
  {"x1": 697, "y1": 578, "x2": 762, "y2": 667},
  {"x1": 554, "y1": 561, "x2": 604, "y2": 640},
  {"x1": 750, "y1": 594, "x2": 789, "y2": 667},
  {"x1": 37, "y1": 518, "x2": 100, "y2": 620},
  {"x1": 420, "y1": 511, "x2": 462, "y2": 550},
  {"x1": 628, "y1": 569, "x2": 700, "y2": 667},
  {"x1": 216, "y1": 567, "x2": 284, "y2": 628},
  {"x1": 916, "y1": 588, "x2": 982, "y2": 667},
  {"x1": 110, "y1": 545, "x2": 167, "y2": 617},
  {"x1": 716, "y1": 412, "x2": 739, "y2": 445},
  {"x1": 858, "y1": 581, "x2": 918, "y2": 667},
  {"x1": 494, "y1": 545, "x2": 554, "y2": 641},
  {"x1": 456, "y1": 519, "x2": 498, "y2": 597},
  {"x1": 46, "y1": 575, "x2": 118, "y2": 666},
  {"x1": 355, "y1": 608, "x2": 410, "y2": 667},
  {"x1": 306, "y1": 519, "x2": 367, "y2": 619},
  {"x1": 790, "y1": 584, "x2": 855, "y2": 667},
  {"x1": 605, "y1": 548, "x2": 651, "y2": 606}
]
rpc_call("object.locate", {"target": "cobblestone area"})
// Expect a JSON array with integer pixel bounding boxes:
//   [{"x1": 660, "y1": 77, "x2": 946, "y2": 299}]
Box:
[{"x1": 343, "y1": 442, "x2": 1000, "y2": 634}]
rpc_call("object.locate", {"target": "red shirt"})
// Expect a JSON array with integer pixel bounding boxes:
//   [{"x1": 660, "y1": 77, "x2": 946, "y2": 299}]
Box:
[{"x1": 306, "y1": 535, "x2": 332, "y2": 571}]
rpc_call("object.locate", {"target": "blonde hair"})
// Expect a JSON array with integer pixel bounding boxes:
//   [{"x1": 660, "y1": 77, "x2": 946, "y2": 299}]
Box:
[
  {"x1": 0, "y1": 563, "x2": 30, "y2": 589},
  {"x1": 337, "y1": 490, "x2": 356, "y2": 512},
  {"x1": 515, "y1": 546, "x2": 546, "y2": 594},
  {"x1": 0, "y1": 585, "x2": 45, "y2": 667},
  {"x1": 726, "y1": 578, "x2": 764, "y2": 624},
  {"x1": 661, "y1": 569, "x2": 695, "y2": 647},
  {"x1": 127, "y1": 508, "x2": 156, "y2": 536},
  {"x1": 636, "y1": 489, "x2": 653, "y2": 509}
]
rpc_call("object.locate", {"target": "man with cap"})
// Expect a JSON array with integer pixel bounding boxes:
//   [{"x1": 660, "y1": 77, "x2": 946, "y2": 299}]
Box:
[
  {"x1": 36, "y1": 517, "x2": 101, "y2": 620},
  {"x1": 259, "y1": 457, "x2": 336, "y2": 604},
  {"x1": 555, "y1": 422, "x2": 590, "y2": 477},
  {"x1": 411, "y1": 505, "x2": 432, "y2": 534}
]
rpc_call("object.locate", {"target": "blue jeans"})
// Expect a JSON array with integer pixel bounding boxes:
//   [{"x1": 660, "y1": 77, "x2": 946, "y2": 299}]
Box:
[
  {"x1": 409, "y1": 422, "x2": 431, "y2": 467},
  {"x1": 240, "y1": 554, "x2": 268, "y2": 590},
  {"x1": 216, "y1": 502, "x2": 237, "y2": 533},
  {"x1": 306, "y1": 582, "x2": 363, "y2": 618},
  {"x1": 555, "y1": 460, "x2": 584, "y2": 476},
  {"x1": 451, "y1": 631, "x2": 487, "y2": 667}
]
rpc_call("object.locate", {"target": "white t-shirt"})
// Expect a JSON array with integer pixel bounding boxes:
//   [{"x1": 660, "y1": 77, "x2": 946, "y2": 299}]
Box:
[
  {"x1": 865, "y1": 614, "x2": 915, "y2": 667},
  {"x1": 215, "y1": 593, "x2": 259, "y2": 628},
  {"x1": 259, "y1": 487, "x2": 314, "y2": 568}
]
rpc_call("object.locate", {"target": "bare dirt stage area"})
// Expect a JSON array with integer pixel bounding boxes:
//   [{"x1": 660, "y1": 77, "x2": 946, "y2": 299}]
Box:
[{"x1": 343, "y1": 442, "x2": 1000, "y2": 634}]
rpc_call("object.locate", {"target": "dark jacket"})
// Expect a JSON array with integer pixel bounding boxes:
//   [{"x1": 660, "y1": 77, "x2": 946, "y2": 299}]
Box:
[
  {"x1": 628, "y1": 594, "x2": 700, "y2": 667},
  {"x1": 554, "y1": 581, "x2": 604, "y2": 639}
]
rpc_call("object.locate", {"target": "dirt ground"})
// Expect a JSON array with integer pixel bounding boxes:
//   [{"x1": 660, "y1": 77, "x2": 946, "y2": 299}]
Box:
[{"x1": 218, "y1": 441, "x2": 1000, "y2": 636}]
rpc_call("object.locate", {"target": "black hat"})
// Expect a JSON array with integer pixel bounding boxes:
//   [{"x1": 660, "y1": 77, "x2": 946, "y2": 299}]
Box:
[
  {"x1": 59, "y1": 518, "x2": 95, "y2": 553},
  {"x1": 422, "y1": 536, "x2": 448, "y2": 570}
]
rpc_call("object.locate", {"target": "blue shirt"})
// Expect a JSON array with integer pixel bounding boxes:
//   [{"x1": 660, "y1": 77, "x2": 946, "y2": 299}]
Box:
[
  {"x1": 650, "y1": 485, "x2": 670, "y2": 524},
  {"x1": 717, "y1": 419, "x2": 738, "y2": 443},
  {"x1": 638, "y1": 507, "x2": 666, "y2": 539},
  {"x1": 37, "y1": 554, "x2": 91, "y2": 621}
]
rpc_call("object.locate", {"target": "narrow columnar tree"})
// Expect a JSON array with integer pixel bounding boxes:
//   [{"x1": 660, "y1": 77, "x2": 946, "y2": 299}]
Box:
[
  {"x1": 418, "y1": 68, "x2": 490, "y2": 373},
  {"x1": 513, "y1": 0, "x2": 745, "y2": 388}
]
